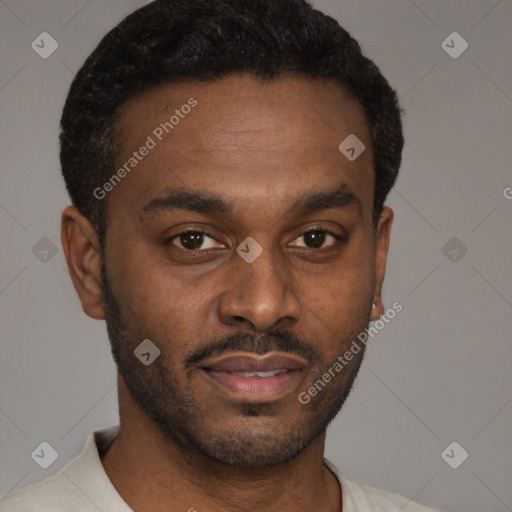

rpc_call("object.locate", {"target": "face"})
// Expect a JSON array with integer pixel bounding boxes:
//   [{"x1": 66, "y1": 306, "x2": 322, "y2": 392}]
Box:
[{"x1": 83, "y1": 75, "x2": 392, "y2": 467}]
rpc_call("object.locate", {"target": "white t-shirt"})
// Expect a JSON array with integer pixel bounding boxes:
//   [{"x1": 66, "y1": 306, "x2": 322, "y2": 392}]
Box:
[{"x1": 0, "y1": 425, "x2": 441, "y2": 511}]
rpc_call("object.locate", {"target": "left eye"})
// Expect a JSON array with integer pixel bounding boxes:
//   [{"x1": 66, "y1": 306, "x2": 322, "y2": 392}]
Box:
[
  {"x1": 290, "y1": 229, "x2": 341, "y2": 249},
  {"x1": 170, "y1": 231, "x2": 223, "y2": 251}
]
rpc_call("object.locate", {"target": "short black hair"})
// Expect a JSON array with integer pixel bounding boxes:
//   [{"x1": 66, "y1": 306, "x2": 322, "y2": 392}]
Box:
[{"x1": 60, "y1": 0, "x2": 403, "y2": 245}]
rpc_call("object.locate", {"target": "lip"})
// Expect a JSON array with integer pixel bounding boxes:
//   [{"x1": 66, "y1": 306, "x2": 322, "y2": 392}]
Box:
[
  {"x1": 199, "y1": 352, "x2": 308, "y2": 402},
  {"x1": 201, "y1": 353, "x2": 307, "y2": 373}
]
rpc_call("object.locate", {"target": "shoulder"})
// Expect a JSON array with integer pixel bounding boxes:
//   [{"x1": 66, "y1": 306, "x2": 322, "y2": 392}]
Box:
[
  {"x1": 341, "y1": 476, "x2": 441, "y2": 512},
  {"x1": 0, "y1": 426, "x2": 121, "y2": 512},
  {"x1": 0, "y1": 472, "x2": 84, "y2": 511},
  {"x1": 324, "y1": 458, "x2": 442, "y2": 512}
]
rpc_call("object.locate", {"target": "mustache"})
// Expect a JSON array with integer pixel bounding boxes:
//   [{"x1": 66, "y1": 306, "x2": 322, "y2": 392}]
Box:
[{"x1": 184, "y1": 330, "x2": 321, "y2": 369}]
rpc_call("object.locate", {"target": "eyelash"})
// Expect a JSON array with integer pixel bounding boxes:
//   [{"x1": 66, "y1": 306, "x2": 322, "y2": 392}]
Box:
[{"x1": 167, "y1": 227, "x2": 345, "y2": 252}]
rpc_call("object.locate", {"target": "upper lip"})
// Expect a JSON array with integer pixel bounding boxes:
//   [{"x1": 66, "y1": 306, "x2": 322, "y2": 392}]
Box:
[{"x1": 200, "y1": 352, "x2": 307, "y2": 373}]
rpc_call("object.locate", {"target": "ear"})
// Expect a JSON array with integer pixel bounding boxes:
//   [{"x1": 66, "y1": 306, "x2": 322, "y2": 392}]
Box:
[
  {"x1": 370, "y1": 206, "x2": 393, "y2": 321},
  {"x1": 61, "y1": 206, "x2": 105, "y2": 320}
]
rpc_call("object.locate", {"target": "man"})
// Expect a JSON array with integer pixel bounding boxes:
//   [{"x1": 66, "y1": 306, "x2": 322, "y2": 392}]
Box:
[{"x1": 0, "y1": 0, "x2": 441, "y2": 510}]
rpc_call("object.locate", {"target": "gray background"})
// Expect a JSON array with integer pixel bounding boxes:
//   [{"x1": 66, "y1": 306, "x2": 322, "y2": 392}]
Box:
[{"x1": 1, "y1": 1, "x2": 511, "y2": 511}]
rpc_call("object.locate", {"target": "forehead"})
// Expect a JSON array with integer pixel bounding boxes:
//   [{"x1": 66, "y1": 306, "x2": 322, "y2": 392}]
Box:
[{"x1": 110, "y1": 74, "x2": 374, "y2": 216}]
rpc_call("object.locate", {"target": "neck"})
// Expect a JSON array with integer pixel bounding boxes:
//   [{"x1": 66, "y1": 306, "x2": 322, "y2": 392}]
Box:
[{"x1": 101, "y1": 377, "x2": 342, "y2": 512}]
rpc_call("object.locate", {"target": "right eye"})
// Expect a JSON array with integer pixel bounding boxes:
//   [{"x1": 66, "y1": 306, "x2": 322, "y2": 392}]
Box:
[{"x1": 169, "y1": 230, "x2": 225, "y2": 251}]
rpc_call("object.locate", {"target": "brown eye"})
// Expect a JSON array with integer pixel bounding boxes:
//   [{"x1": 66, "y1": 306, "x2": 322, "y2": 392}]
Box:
[
  {"x1": 303, "y1": 230, "x2": 326, "y2": 248},
  {"x1": 291, "y1": 229, "x2": 341, "y2": 249},
  {"x1": 170, "y1": 231, "x2": 222, "y2": 251}
]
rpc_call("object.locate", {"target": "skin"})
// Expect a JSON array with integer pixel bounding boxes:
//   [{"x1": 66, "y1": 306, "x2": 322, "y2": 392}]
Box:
[{"x1": 61, "y1": 74, "x2": 393, "y2": 512}]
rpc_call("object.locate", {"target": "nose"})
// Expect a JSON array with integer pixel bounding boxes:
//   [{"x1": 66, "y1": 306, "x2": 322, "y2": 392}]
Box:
[{"x1": 217, "y1": 245, "x2": 301, "y2": 332}]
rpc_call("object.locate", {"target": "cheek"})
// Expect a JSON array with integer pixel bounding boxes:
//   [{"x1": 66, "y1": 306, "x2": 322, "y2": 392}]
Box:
[
  {"x1": 298, "y1": 253, "x2": 375, "y2": 318},
  {"x1": 105, "y1": 246, "x2": 190, "y2": 334},
  {"x1": 294, "y1": 256, "x2": 375, "y2": 359}
]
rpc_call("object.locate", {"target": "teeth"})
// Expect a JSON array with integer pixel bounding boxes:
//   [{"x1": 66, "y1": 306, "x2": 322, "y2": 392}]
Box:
[{"x1": 232, "y1": 370, "x2": 287, "y2": 378}]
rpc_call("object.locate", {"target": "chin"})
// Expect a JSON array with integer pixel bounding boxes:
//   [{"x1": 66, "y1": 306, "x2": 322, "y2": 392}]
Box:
[
  {"x1": 194, "y1": 432, "x2": 311, "y2": 468},
  {"x1": 175, "y1": 411, "x2": 325, "y2": 468}
]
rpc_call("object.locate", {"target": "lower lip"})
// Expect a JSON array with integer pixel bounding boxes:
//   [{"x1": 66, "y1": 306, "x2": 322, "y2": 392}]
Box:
[{"x1": 201, "y1": 369, "x2": 305, "y2": 402}]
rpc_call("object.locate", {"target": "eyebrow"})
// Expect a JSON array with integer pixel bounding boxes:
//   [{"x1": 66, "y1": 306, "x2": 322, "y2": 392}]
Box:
[
  {"x1": 291, "y1": 184, "x2": 361, "y2": 216},
  {"x1": 142, "y1": 184, "x2": 361, "y2": 217}
]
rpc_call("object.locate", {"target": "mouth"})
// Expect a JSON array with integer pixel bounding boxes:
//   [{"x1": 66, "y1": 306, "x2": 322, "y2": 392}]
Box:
[{"x1": 199, "y1": 352, "x2": 307, "y2": 402}]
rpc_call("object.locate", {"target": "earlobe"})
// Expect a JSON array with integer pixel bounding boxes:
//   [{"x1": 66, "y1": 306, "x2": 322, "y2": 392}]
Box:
[
  {"x1": 61, "y1": 206, "x2": 105, "y2": 320},
  {"x1": 370, "y1": 206, "x2": 394, "y2": 322},
  {"x1": 370, "y1": 298, "x2": 384, "y2": 321}
]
